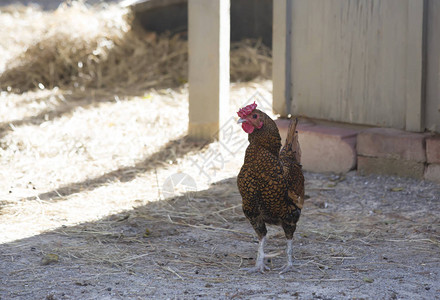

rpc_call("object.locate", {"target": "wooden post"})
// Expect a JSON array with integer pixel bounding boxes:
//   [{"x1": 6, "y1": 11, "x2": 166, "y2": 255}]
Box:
[
  {"x1": 272, "y1": 0, "x2": 290, "y2": 117},
  {"x1": 188, "y1": 0, "x2": 230, "y2": 141},
  {"x1": 425, "y1": 0, "x2": 440, "y2": 132},
  {"x1": 405, "y1": 0, "x2": 426, "y2": 132}
]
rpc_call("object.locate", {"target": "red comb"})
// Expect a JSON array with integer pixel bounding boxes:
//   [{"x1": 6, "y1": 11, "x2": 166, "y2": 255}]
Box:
[{"x1": 237, "y1": 101, "x2": 257, "y2": 118}]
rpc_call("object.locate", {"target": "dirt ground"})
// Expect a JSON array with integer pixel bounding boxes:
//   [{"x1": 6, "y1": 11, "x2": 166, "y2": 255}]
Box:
[{"x1": 1, "y1": 170, "x2": 439, "y2": 299}]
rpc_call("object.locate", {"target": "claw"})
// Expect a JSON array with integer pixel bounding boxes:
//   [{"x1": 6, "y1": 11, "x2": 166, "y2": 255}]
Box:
[
  {"x1": 277, "y1": 263, "x2": 294, "y2": 274},
  {"x1": 241, "y1": 263, "x2": 270, "y2": 274}
]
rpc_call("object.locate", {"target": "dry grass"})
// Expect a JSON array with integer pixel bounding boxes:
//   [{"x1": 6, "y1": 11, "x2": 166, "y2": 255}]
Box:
[{"x1": 0, "y1": 1, "x2": 271, "y2": 93}]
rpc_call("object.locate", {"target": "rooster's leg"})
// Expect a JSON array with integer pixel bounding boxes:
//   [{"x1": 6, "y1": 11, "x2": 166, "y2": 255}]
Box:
[
  {"x1": 278, "y1": 222, "x2": 296, "y2": 273},
  {"x1": 279, "y1": 239, "x2": 294, "y2": 274},
  {"x1": 241, "y1": 236, "x2": 270, "y2": 273}
]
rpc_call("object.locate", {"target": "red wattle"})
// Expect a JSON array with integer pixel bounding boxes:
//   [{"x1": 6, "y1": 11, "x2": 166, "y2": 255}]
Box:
[{"x1": 242, "y1": 122, "x2": 254, "y2": 134}]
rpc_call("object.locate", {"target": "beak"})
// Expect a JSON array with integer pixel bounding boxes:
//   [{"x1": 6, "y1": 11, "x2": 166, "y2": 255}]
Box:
[{"x1": 237, "y1": 118, "x2": 246, "y2": 124}]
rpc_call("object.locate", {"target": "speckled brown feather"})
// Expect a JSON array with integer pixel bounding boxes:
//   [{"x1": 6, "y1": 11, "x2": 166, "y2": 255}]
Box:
[
  {"x1": 280, "y1": 118, "x2": 305, "y2": 209},
  {"x1": 237, "y1": 110, "x2": 304, "y2": 240}
]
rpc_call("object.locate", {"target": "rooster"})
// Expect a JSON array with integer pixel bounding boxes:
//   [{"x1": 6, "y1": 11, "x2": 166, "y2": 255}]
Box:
[{"x1": 237, "y1": 102, "x2": 304, "y2": 273}]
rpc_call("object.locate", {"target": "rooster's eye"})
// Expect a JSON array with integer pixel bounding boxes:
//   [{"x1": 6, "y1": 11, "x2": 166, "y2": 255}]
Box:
[{"x1": 252, "y1": 114, "x2": 257, "y2": 119}]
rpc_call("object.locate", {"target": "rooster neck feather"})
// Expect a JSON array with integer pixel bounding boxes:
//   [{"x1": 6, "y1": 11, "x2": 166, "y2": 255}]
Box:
[{"x1": 247, "y1": 110, "x2": 282, "y2": 157}]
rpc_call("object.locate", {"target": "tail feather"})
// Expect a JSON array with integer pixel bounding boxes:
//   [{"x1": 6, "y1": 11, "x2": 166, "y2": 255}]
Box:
[
  {"x1": 284, "y1": 118, "x2": 301, "y2": 164},
  {"x1": 280, "y1": 117, "x2": 305, "y2": 210},
  {"x1": 285, "y1": 118, "x2": 298, "y2": 145}
]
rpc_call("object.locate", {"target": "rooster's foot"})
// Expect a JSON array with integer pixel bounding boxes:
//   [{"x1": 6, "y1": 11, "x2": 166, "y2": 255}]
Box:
[
  {"x1": 241, "y1": 237, "x2": 269, "y2": 273},
  {"x1": 277, "y1": 263, "x2": 294, "y2": 274},
  {"x1": 241, "y1": 263, "x2": 270, "y2": 274}
]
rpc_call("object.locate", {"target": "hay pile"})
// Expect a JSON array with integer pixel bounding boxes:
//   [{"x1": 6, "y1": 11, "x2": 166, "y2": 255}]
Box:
[
  {"x1": 0, "y1": 1, "x2": 271, "y2": 93},
  {"x1": 230, "y1": 39, "x2": 271, "y2": 82}
]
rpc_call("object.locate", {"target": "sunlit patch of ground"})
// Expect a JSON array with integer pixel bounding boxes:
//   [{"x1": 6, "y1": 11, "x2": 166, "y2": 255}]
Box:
[
  {"x1": 0, "y1": 79, "x2": 273, "y2": 243},
  {"x1": 0, "y1": 1, "x2": 272, "y2": 243}
]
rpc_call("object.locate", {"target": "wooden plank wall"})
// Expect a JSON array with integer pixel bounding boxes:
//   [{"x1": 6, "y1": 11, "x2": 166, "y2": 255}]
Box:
[{"x1": 288, "y1": 0, "x2": 426, "y2": 131}]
